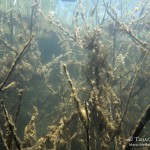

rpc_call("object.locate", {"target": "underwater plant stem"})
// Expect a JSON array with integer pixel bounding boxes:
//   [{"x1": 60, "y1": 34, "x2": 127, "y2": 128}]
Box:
[
  {"x1": 79, "y1": 0, "x2": 89, "y2": 35},
  {"x1": 124, "y1": 105, "x2": 150, "y2": 150},
  {"x1": 101, "y1": 9, "x2": 106, "y2": 26},
  {"x1": 0, "y1": 99, "x2": 22, "y2": 150},
  {"x1": 111, "y1": 50, "x2": 149, "y2": 141},
  {"x1": 18, "y1": 8, "x2": 26, "y2": 35},
  {"x1": 103, "y1": 0, "x2": 150, "y2": 51},
  {"x1": 41, "y1": 12, "x2": 83, "y2": 47},
  {"x1": 0, "y1": 34, "x2": 34, "y2": 92},
  {"x1": 112, "y1": 23, "x2": 117, "y2": 67},
  {"x1": 63, "y1": 64, "x2": 87, "y2": 129},
  {"x1": 0, "y1": 35, "x2": 33, "y2": 149},
  {"x1": 30, "y1": 6, "x2": 34, "y2": 35},
  {"x1": 10, "y1": 0, "x2": 13, "y2": 46},
  {"x1": 0, "y1": 128, "x2": 9, "y2": 150},
  {"x1": 85, "y1": 100, "x2": 90, "y2": 150},
  {"x1": 15, "y1": 90, "x2": 24, "y2": 124},
  {"x1": 0, "y1": 40, "x2": 18, "y2": 54},
  {"x1": 37, "y1": 112, "x2": 78, "y2": 149}
]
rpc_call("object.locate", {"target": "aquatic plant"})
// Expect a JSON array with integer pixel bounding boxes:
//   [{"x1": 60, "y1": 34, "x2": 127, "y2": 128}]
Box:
[{"x1": 0, "y1": 0, "x2": 150, "y2": 150}]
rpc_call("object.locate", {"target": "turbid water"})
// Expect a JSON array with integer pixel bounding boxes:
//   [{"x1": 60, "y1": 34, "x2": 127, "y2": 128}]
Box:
[{"x1": 0, "y1": 0, "x2": 150, "y2": 150}]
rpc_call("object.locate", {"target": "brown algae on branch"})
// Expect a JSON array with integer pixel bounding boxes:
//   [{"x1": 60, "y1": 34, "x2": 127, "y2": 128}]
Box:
[
  {"x1": 0, "y1": 34, "x2": 34, "y2": 92},
  {"x1": 0, "y1": 34, "x2": 34, "y2": 150},
  {"x1": 63, "y1": 64, "x2": 88, "y2": 128},
  {"x1": 0, "y1": 0, "x2": 150, "y2": 149}
]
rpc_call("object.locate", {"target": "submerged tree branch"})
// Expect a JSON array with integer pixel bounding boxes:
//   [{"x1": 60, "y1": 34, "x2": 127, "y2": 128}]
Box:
[
  {"x1": 103, "y1": 1, "x2": 150, "y2": 141},
  {"x1": 0, "y1": 128, "x2": 9, "y2": 150},
  {"x1": 0, "y1": 34, "x2": 34, "y2": 92},
  {"x1": 0, "y1": 34, "x2": 34, "y2": 150},
  {"x1": 103, "y1": 0, "x2": 150, "y2": 52},
  {"x1": 84, "y1": 99, "x2": 90, "y2": 150},
  {"x1": 63, "y1": 64, "x2": 88, "y2": 129},
  {"x1": 124, "y1": 104, "x2": 150, "y2": 150},
  {"x1": 111, "y1": 49, "x2": 149, "y2": 141},
  {"x1": 0, "y1": 99, "x2": 22, "y2": 150},
  {"x1": 15, "y1": 89, "x2": 25, "y2": 124},
  {"x1": 0, "y1": 40, "x2": 18, "y2": 54}
]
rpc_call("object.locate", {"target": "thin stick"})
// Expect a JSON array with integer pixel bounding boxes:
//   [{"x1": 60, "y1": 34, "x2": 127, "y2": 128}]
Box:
[
  {"x1": 0, "y1": 40, "x2": 18, "y2": 54},
  {"x1": 10, "y1": 0, "x2": 13, "y2": 46},
  {"x1": 0, "y1": 128, "x2": 9, "y2": 150},
  {"x1": 0, "y1": 99, "x2": 22, "y2": 150},
  {"x1": 0, "y1": 34, "x2": 34, "y2": 91},
  {"x1": 14, "y1": 89, "x2": 24, "y2": 124},
  {"x1": 63, "y1": 64, "x2": 87, "y2": 129},
  {"x1": 85, "y1": 99, "x2": 90, "y2": 150},
  {"x1": 112, "y1": 22, "x2": 117, "y2": 67},
  {"x1": 30, "y1": 7, "x2": 34, "y2": 35}
]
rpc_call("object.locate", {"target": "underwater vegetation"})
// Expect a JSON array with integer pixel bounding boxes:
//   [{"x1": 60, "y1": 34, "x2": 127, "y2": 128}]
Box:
[{"x1": 0, "y1": 0, "x2": 150, "y2": 150}]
